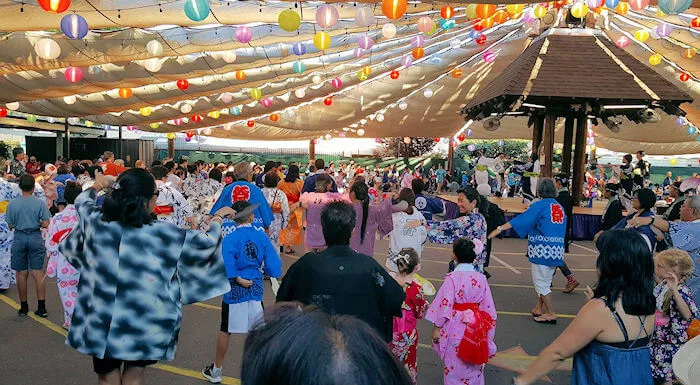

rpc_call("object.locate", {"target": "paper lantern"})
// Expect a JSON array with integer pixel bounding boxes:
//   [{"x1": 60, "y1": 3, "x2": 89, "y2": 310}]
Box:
[
  {"x1": 143, "y1": 58, "x2": 162, "y2": 72},
  {"x1": 401, "y1": 55, "x2": 413, "y2": 67},
  {"x1": 149, "y1": 123, "x2": 160, "y2": 129},
  {"x1": 390, "y1": 70, "x2": 400, "y2": 80},
  {"x1": 357, "y1": 128, "x2": 365, "y2": 136},
  {"x1": 294, "y1": 88, "x2": 306, "y2": 98},
  {"x1": 571, "y1": 2, "x2": 589, "y2": 18},
  {"x1": 476, "y1": 35, "x2": 487, "y2": 45},
  {"x1": 184, "y1": 136, "x2": 192, "y2": 143},
  {"x1": 185, "y1": 131, "x2": 195, "y2": 138},
  {"x1": 352, "y1": 48, "x2": 365, "y2": 58},
  {"x1": 221, "y1": 50, "x2": 237, "y2": 64},
  {"x1": 684, "y1": 48, "x2": 696, "y2": 59},
  {"x1": 166, "y1": 132, "x2": 175, "y2": 140},
  {"x1": 184, "y1": 0, "x2": 210, "y2": 22},
  {"x1": 24, "y1": 115, "x2": 38, "y2": 123},
  {"x1": 492, "y1": 10, "x2": 508, "y2": 24},
  {"x1": 376, "y1": 114, "x2": 385, "y2": 122},
  {"x1": 172, "y1": 118, "x2": 183, "y2": 126},
  {"x1": 63, "y1": 95, "x2": 76, "y2": 105},
  {"x1": 467, "y1": 144, "x2": 476, "y2": 151},
  {"x1": 616, "y1": 36, "x2": 630, "y2": 48},
  {"x1": 480, "y1": 18, "x2": 495, "y2": 29},
  {"x1": 316, "y1": 5, "x2": 339, "y2": 29},
  {"x1": 230, "y1": 106, "x2": 242, "y2": 115},
  {"x1": 656, "y1": 23, "x2": 673, "y2": 37},
  {"x1": 629, "y1": 0, "x2": 650, "y2": 9},
  {"x1": 220, "y1": 93, "x2": 233, "y2": 103},
  {"x1": 146, "y1": 40, "x2": 164, "y2": 56},
  {"x1": 669, "y1": 158, "x2": 678, "y2": 165},
  {"x1": 483, "y1": 51, "x2": 497, "y2": 63},
  {"x1": 587, "y1": 0, "x2": 604, "y2": 8},
  {"x1": 190, "y1": 115, "x2": 202, "y2": 123},
  {"x1": 412, "y1": 47, "x2": 425, "y2": 59},
  {"x1": 615, "y1": 2, "x2": 629, "y2": 14},
  {"x1": 473, "y1": 22, "x2": 484, "y2": 32},
  {"x1": 279, "y1": 9, "x2": 301, "y2": 32},
  {"x1": 693, "y1": 16, "x2": 700, "y2": 28},
  {"x1": 533, "y1": 5, "x2": 547, "y2": 18},
  {"x1": 177, "y1": 79, "x2": 189, "y2": 90},
  {"x1": 416, "y1": 16, "x2": 433, "y2": 34},
  {"x1": 234, "y1": 26, "x2": 253, "y2": 44},
  {"x1": 658, "y1": 0, "x2": 692, "y2": 14},
  {"x1": 450, "y1": 39, "x2": 462, "y2": 49},
  {"x1": 233, "y1": 70, "x2": 246, "y2": 81},
  {"x1": 207, "y1": 110, "x2": 221, "y2": 119},
  {"x1": 261, "y1": 98, "x2": 273, "y2": 108},
  {"x1": 382, "y1": 23, "x2": 397, "y2": 39},
  {"x1": 180, "y1": 104, "x2": 193, "y2": 114},
  {"x1": 140, "y1": 107, "x2": 152, "y2": 117},
  {"x1": 382, "y1": 0, "x2": 407, "y2": 20},
  {"x1": 242, "y1": 120, "x2": 253, "y2": 129},
  {"x1": 687, "y1": 126, "x2": 697, "y2": 134},
  {"x1": 118, "y1": 88, "x2": 133, "y2": 99},
  {"x1": 324, "y1": 97, "x2": 333, "y2": 106},
  {"x1": 605, "y1": 0, "x2": 620, "y2": 7},
  {"x1": 476, "y1": 4, "x2": 497, "y2": 18},
  {"x1": 61, "y1": 14, "x2": 88, "y2": 39},
  {"x1": 314, "y1": 31, "x2": 331, "y2": 51},
  {"x1": 358, "y1": 35, "x2": 374, "y2": 50},
  {"x1": 64, "y1": 66, "x2": 83, "y2": 83},
  {"x1": 507, "y1": 4, "x2": 525, "y2": 14},
  {"x1": 680, "y1": 72, "x2": 691, "y2": 82},
  {"x1": 357, "y1": 70, "x2": 368, "y2": 81},
  {"x1": 355, "y1": 7, "x2": 376, "y2": 27},
  {"x1": 433, "y1": 137, "x2": 440, "y2": 143},
  {"x1": 439, "y1": 5, "x2": 454, "y2": 19},
  {"x1": 250, "y1": 88, "x2": 262, "y2": 100},
  {"x1": 398, "y1": 101, "x2": 408, "y2": 110},
  {"x1": 0, "y1": 107, "x2": 6, "y2": 117},
  {"x1": 424, "y1": 88, "x2": 433, "y2": 98},
  {"x1": 331, "y1": 77, "x2": 343, "y2": 89},
  {"x1": 292, "y1": 43, "x2": 306, "y2": 56},
  {"x1": 269, "y1": 113, "x2": 279, "y2": 122},
  {"x1": 312, "y1": 75, "x2": 322, "y2": 84},
  {"x1": 458, "y1": 133, "x2": 466, "y2": 141},
  {"x1": 649, "y1": 54, "x2": 663, "y2": 65},
  {"x1": 465, "y1": 4, "x2": 479, "y2": 19},
  {"x1": 411, "y1": 35, "x2": 425, "y2": 49},
  {"x1": 361, "y1": 66, "x2": 372, "y2": 77},
  {"x1": 292, "y1": 61, "x2": 306, "y2": 74},
  {"x1": 38, "y1": 0, "x2": 71, "y2": 13},
  {"x1": 67, "y1": 117, "x2": 80, "y2": 125},
  {"x1": 634, "y1": 29, "x2": 650, "y2": 42},
  {"x1": 451, "y1": 68, "x2": 463, "y2": 78},
  {"x1": 35, "y1": 38, "x2": 61, "y2": 60},
  {"x1": 6, "y1": 102, "x2": 19, "y2": 111}
]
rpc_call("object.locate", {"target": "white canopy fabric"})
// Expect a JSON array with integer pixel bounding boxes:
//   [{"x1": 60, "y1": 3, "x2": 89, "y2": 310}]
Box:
[{"x1": 0, "y1": 1, "x2": 698, "y2": 154}]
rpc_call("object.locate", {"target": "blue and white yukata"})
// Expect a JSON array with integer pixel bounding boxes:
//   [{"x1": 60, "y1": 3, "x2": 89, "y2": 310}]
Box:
[{"x1": 667, "y1": 221, "x2": 700, "y2": 306}]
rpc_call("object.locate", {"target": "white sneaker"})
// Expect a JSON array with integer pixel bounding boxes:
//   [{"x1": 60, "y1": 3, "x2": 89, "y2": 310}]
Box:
[{"x1": 202, "y1": 364, "x2": 222, "y2": 384}]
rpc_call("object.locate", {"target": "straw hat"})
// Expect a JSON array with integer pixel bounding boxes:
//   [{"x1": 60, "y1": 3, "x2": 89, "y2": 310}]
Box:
[{"x1": 672, "y1": 336, "x2": 700, "y2": 385}]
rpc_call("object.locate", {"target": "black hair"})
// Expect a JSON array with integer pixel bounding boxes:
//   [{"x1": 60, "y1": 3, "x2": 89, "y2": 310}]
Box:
[
  {"x1": 242, "y1": 303, "x2": 413, "y2": 385},
  {"x1": 151, "y1": 165, "x2": 169, "y2": 180},
  {"x1": 187, "y1": 164, "x2": 197, "y2": 175},
  {"x1": 232, "y1": 200, "x2": 253, "y2": 224},
  {"x1": 634, "y1": 188, "x2": 656, "y2": 212},
  {"x1": 264, "y1": 161, "x2": 276, "y2": 173},
  {"x1": 458, "y1": 187, "x2": 489, "y2": 219},
  {"x1": 86, "y1": 165, "x2": 101, "y2": 179},
  {"x1": 264, "y1": 170, "x2": 280, "y2": 188},
  {"x1": 174, "y1": 166, "x2": 186, "y2": 179},
  {"x1": 18, "y1": 174, "x2": 35, "y2": 192},
  {"x1": 594, "y1": 230, "x2": 655, "y2": 316},
  {"x1": 321, "y1": 201, "x2": 356, "y2": 246},
  {"x1": 285, "y1": 164, "x2": 300, "y2": 183},
  {"x1": 71, "y1": 165, "x2": 84, "y2": 178},
  {"x1": 453, "y1": 238, "x2": 477, "y2": 264},
  {"x1": 350, "y1": 181, "x2": 369, "y2": 244},
  {"x1": 63, "y1": 181, "x2": 81, "y2": 204},
  {"x1": 605, "y1": 183, "x2": 620, "y2": 195},
  {"x1": 395, "y1": 248, "x2": 420, "y2": 275},
  {"x1": 164, "y1": 161, "x2": 175, "y2": 171},
  {"x1": 12, "y1": 147, "x2": 24, "y2": 158},
  {"x1": 57, "y1": 164, "x2": 69, "y2": 175},
  {"x1": 309, "y1": 165, "x2": 316, "y2": 173},
  {"x1": 623, "y1": 154, "x2": 633, "y2": 163},
  {"x1": 151, "y1": 160, "x2": 162, "y2": 167},
  {"x1": 314, "y1": 158, "x2": 325, "y2": 170},
  {"x1": 101, "y1": 168, "x2": 156, "y2": 227},
  {"x1": 209, "y1": 168, "x2": 222, "y2": 183},
  {"x1": 315, "y1": 173, "x2": 333, "y2": 193},
  {"x1": 530, "y1": 153, "x2": 539, "y2": 162},
  {"x1": 398, "y1": 188, "x2": 415, "y2": 215},
  {"x1": 636, "y1": 150, "x2": 645, "y2": 156},
  {"x1": 411, "y1": 178, "x2": 425, "y2": 195}
]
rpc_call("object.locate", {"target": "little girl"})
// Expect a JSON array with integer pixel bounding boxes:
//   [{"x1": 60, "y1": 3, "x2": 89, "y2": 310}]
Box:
[
  {"x1": 388, "y1": 248, "x2": 429, "y2": 384},
  {"x1": 651, "y1": 249, "x2": 698, "y2": 385},
  {"x1": 426, "y1": 238, "x2": 497, "y2": 385},
  {"x1": 387, "y1": 188, "x2": 427, "y2": 273}
]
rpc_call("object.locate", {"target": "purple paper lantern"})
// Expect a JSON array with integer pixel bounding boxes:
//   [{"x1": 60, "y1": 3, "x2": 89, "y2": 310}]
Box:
[
  {"x1": 353, "y1": 48, "x2": 365, "y2": 58},
  {"x1": 293, "y1": 42, "x2": 306, "y2": 56},
  {"x1": 185, "y1": 136, "x2": 192, "y2": 142},
  {"x1": 235, "y1": 26, "x2": 253, "y2": 44},
  {"x1": 401, "y1": 55, "x2": 413, "y2": 67},
  {"x1": 61, "y1": 14, "x2": 89, "y2": 39},
  {"x1": 358, "y1": 35, "x2": 374, "y2": 50},
  {"x1": 656, "y1": 23, "x2": 673, "y2": 37},
  {"x1": 411, "y1": 35, "x2": 425, "y2": 48},
  {"x1": 467, "y1": 144, "x2": 476, "y2": 151}
]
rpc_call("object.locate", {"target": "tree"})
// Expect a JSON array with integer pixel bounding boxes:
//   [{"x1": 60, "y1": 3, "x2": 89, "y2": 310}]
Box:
[
  {"x1": 0, "y1": 141, "x2": 11, "y2": 160},
  {"x1": 374, "y1": 137, "x2": 437, "y2": 158},
  {"x1": 456, "y1": 139, "x2": 530, "y2": 160}
]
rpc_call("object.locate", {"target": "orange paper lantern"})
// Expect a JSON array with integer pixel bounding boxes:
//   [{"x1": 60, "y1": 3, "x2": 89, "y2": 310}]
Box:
[
  {"x1": 37, "y1": 0, "x2": 71, "y2": 14},
  {"x1": 235, "y1": 70, "x2": 246, "y2": 81},
  {"x1": 615, "y1": 2, "x2": 629, "y2": 14},
  {"x1": 480, "y1": 18, "x2": 495, "y2": 29},
  {"x1": 475, "y1": 4, "x2": 497, "y2": 19},
  {"x1": 492, "y1": 10, "x2": 508, "y2": 24},
  {"x1": 382, "y1": 0, "x2": 407, "y2": 20},
  {"x1": 270, "y1": 113, "x2": 279, "y2": 122},
  {"x1": 440, "y1": 5, "x2": 455, "y2": 19},
  {"x1": 412, "y1": 47, "x2": 425, "y2": 59},
  {"x1": 362, "y1": 66, "x2": 372, "y2": 77},
  {"x1": 118, "y1": 88, "x2": 133, "y2": 99},
  {"x1": 451, "y1": 68, "x2": 463, "y2": 78}
]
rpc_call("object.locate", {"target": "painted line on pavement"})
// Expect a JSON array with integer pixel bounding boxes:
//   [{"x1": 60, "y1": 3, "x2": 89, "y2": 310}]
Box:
[
  {"x1": 0, "y1": 294, "x2": 241, "y2": 385},
  {"x1": 491, "y1": 255, "x2": 522, "y2": 274},
  {"x1": 571, "y1": 242, "x2": 598, "y2": 254}
]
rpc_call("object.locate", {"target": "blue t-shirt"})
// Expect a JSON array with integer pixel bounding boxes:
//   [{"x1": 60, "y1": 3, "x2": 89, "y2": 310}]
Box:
[
  {"x1": 54, "y1": 174, "x2": 76, "y2": 202},
  {"x1": 415, "y1": 193, "x2": 445, "y2": 220},
  {"x1": 6, "y1": 195, "x2": 51, "y2": 231},
  {"x1": 301, "y1": 172, "x2": 338, "y2": 194},
  {"x1": 210, "y1": 181, "x2": 274, "y2": 235},
  {"x1": 436, "y1": 169, "x2": 447, "y2": 183},
  {"x1": 509, "y1": 198, "x2": 566, "y2": 266}
]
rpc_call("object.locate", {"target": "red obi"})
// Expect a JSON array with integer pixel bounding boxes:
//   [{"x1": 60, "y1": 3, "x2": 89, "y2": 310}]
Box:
[
  {"x1": 453, "y1": 302, "x2": 494, "y2": 365},
  {"x1": 153, "y1": 205, "x2": 174, "y2": 220}
]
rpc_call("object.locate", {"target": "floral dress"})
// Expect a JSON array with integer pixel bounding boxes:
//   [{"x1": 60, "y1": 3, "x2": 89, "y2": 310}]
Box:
[
  {"x1": 261, "y1": 187, "x2": 289, "y2": 251},
  {"x1": 650, "y1": 282, "x2": 699, "y2": 382},
  {"x1": 389, "y1": 281, "x2": 429, "y2": 384},
  {"x1": 427, "y1": 213, "x2": 487, "y2": 272},
  {"x1": 45, "y1": 204, "x2": 80, "y2": 326}
]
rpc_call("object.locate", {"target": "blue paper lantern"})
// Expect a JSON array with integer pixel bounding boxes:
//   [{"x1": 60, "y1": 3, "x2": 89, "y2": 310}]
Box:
[
  {"x1": 61, "y1": 14, "x2": 89, "y2": 39},
  {"x1": 658, "y1": 0, "x2": 692, "y2": 15},
  {"x1": 440, "y1": 18, "x2": 456, "y2": 30},
  {"x1": 230, "y1": 106, "x2": 242, "y2": 115},
  {"x1": 184, "y1": 0, "x2": 210, "y2": 22},
  {"x1": 605, "y1": 0, "x2": 620, "y2": 8},
  {"x1": 688, "y1": 126, "x2": 697, "y2": 135},
  {"x1": 292, "y1": 61, "x2": 306, "y2": 74},
  {"x1": 466, "y1": 129, "x2": 473, "y2": 136},
  {"x1": 292, "y1": 42, "x2": 306, "y2": 56},
  {"x1": 696, "y1": 135, "x2": 700, "y2": 142}
]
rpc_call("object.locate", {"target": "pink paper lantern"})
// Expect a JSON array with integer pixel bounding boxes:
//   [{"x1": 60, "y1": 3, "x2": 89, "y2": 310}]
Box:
[
  {"x1": 235, "y1": 26, "x2": 253, "y2": 44},
  {"x1": 331, "y1": 77, "x2": 343, "y2": 89},
  {"x1": 375, "y1": 138, "x2": 382, "y2": 143},
  {"x1": 316, "y1": 4, "x2": 339, "y2": 29},
  {"x1": 411, "y1": 35, "x2": 425, "y2": 48},
  {"x1": 261, "y1": 98, "x2": 273, "y2": 108},
  {"x1": 483, "y1": 51, "x2": 496, "y2": 63},
  {"x1": 220, "y1": 93, "x2": 233, "y2": 103},
  {"x1": 64, "y1": 66, "x2": 83, "y2": 83},
  {"x1": 417, "y1": 16, "x2": 433, "y2": 34},
  {"x1": 339, "y1": 132, "x2": 346, "y2": 138},
  {"x1": 616, "y1": 36, "x2": 630, "y2": 48},
  {"x1": 353, "y1": 48, "x2": 365, "y2": 58},
  {"x1": 629, "y1": 0, "x2": 649, "y2": 10},
  {"x1": 173, "y1": 118, "x2": 183, "y2": 126},
  {"x1": 358, "y1": 35, "x2": 374, "y2": 50}
]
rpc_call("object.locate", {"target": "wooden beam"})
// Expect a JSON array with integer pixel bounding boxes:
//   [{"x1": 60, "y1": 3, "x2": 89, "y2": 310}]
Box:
[
  {"x1": 447, "y1": 140, "x2": 454, "y2": 173},
  {"x1": 532, "y1": 114, "x2": 544, "y2": 155},
  {"x1": 541, "y1": 114, "x2": 556, "y2": 178},
  {"x1": 562, "y1": 116, "x2": 575, "y2": 176},
  {"x1": 167, "y1": 136, "x2": 175, "y2": 159},
  {"x1": 571, "y1": 116, "x2": 588, "y2": 204},
  {"x1": 308, "y1": 139, "x2": 316, "y2": 161}
]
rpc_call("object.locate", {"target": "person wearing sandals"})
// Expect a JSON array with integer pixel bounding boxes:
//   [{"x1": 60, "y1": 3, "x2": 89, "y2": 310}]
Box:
[
  {"x1": 512, "y1": 230, "x2": 655, "y2": 385},
  {"x1": 488, "y1": 178, "x2": 566, "y2": 324}
]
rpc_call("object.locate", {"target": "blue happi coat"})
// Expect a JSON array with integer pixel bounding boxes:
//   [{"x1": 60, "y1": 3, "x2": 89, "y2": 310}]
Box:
[{"x1": 509, "y1": 198, "x2": 566, "y2": 267}]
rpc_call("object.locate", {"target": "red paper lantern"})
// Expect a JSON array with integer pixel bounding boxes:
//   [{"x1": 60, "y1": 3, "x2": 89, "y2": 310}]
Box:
[
  {"x1": 440, "y1": 5, "x2": 454, "y2": 19},
  {"x1": 412, "y1": 47, "x2": 425, "y2": 59},
  {"x1": 458, "y1": 133, "x2": 466, "y2": 141},
  {"x1": 433, "y1": 137, "x2": 440, "y2": 143},
  {"x1": 270, "y1": 113, "x2": 279, "y2": 122},
  {"x1": 235, "y1": 70, "x2": 246, "y2": 81},
  {"x1": 476, "y1": 35, "x2": 487, "y2": 45},
  {"x1": 176, "y1": 79, "x2": 189, "y2": 90},
  {"x1": 324, "y1": 97, "x2": 333, "y2": 106},
  {"x1": 38, "y1": 0, "x2": 71, "y2": 14},
  {"x1": 693, "y1": 16, "x2": 700, "y2": 28},
  {"x1": 0, "y1": 107, "x2": 7, "y2": 117},
  {"x1": 118, "y1": 88, "x2": 133, "y2": 99},
  {"x1": 680, "y1": 72, "x2": 691, "y2": 82},
  {"x1": 185, "y1": 131, "x2": 195, "y2": 138},
  {"x1": 390, "y1": 70, "x2": 400, "y2": 80},
  {"x1": 473, "y1": 23, "x2": 484, "y2": 32},
  {"x1": 247, "y1": 120, "x2": 255, "y2": 127},
  {"x1": 191, "y1": 114, "x2": 203, "y2": 123}
]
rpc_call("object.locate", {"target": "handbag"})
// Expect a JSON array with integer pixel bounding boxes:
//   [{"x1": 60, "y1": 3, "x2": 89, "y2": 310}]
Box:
[{"x1": 271, "y1": 190, "x2": 283, "y2": 214}]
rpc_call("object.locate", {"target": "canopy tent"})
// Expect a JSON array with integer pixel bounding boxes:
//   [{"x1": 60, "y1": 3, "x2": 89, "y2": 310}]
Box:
[{"x1": 0, "y1": 0, "x2": 699, "y2": 154}]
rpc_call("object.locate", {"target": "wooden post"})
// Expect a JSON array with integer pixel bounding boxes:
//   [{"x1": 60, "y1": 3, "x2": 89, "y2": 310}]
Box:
[
  {"x1": 562, "y1": 116, "x2": 574, "y2": 176},
  {"x1": 64, "y1": 121, "x2": 71, "y2": 159},
  {"x1": 541, "y1": 114, "x2": 556, "y2": 178},
  {"x1": 447, "y1": 140, "x2": 454, "y2": 173},
  {"x1": 118, "y1": 125, "x2": 124, "y2": 159},
  {"x1": 167, "y1": 136, "x2": 175, "y2": 159},
  {"x1": 308, "y1": 139, "x2": 316, "y2": 161},
  {"x1": 571, "y1": 116, "x2": 588, "y2": 204},
  {"x1": 532, "y1": 114, "x2": 544, "y2": 154}
]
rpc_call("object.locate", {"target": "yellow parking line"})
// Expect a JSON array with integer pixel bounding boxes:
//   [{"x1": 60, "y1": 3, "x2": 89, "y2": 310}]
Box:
[{"x1": 0, "y1": 294, "x2": 241, "y2": 385}]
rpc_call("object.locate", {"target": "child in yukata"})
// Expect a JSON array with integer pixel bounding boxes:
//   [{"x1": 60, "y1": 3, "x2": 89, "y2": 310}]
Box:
[
  {"x1": 651, "y1": 249, "x2": 699, "y2": 385},
  {"x1": 202, "y1": 200, "x2": 282, "y2": 384},
  {"x1": 426, "y1": 238, "x2": 497, "y2": 385},
  {"x1": 388, "y1": 248, "x2": 429, "y2": 384}
]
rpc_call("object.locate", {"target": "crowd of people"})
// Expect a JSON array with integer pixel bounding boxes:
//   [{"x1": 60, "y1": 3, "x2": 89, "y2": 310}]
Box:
[{"x1": 0, "y1": 146, "x2": 699, "y2": 385}]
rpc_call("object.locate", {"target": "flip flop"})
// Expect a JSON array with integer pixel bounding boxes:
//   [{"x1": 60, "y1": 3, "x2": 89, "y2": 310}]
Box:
[
  {"x1": 531, "y1": 309, "x2": 542, "y2": 317},
  {"x1": 533, "y1": 316, "x2": 557, "y2": 324}
]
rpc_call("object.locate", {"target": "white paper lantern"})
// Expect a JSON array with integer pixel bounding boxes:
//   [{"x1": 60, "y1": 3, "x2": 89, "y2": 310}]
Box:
[
  {"x1": 450, "y1": 39, "x2": 462, "y2": 49},
  {"x1": 202, "y1": 127, "x2": 212, "y2": 135},
  {"x1": 312, "y1": 75, "x2": 322, "y2": 84},
  {"x1": 424, "y1": 88, "x2": 433, "y2": 98},
  {"x1": 6, "y1": 102, "x2": 19, "y2": 111},
  {"x1": 220, "y1": 93, "x2": 233, "y2": 103},
  {"x1": 223, "y1": 123, "x2": 232, "y2": 131},
  {"x1": 382, "y1": 23, "x2": 397, "y2": 39},
  {"x1": 67, "y1": 117, "x2": 80, "y2": 125},
  {"x1": 398, "y1": 101, "x2": 408, "y2": 110},
  {"x1": 376, "y1": 113, "x2": 385, "y2": 122},
  {"x1": 357, "y1": 128, "x2": 365, "y2": 136},
  {"x1": 180, "y1": 104, "x2": 193, "y2": 114},
  {"x1": 294, "y1": 88, "x2": 306, "y2": 98},
  {"x1": 146, "y1": 40, "x2": 164, "y2": 56},
  {"x1": 355, "y1": 7, "x2": 376, "y2": 27},
  {"x1": 222, "y1": 50, "x2": 237, "y2": 64},
  {"x1": 325, "y1": 133, "x2": 332, "y2": 140},
  {"x1": 35, "y1": 38, "x2": 61, "y2": 60},
  {"x1": 46, "y1": 117, "x2": 56, "y2": 123},
  {"x1": 63, "y1": 95, "x2": 77, "y2": 105},
  {"x1": 143, "y1": 58, "x2": 162, "y2": 72},
  {"x1": 403, "y1": 136, "x2": 411, "y2": 144}
]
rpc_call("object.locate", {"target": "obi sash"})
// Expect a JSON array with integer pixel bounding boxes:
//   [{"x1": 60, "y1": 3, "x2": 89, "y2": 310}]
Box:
[
  {"x1": 475, "y1": 164, "x2": 489, "y2": 172},
  {"x1": 453, "y1": 302, "x2": 494, "y2": 365},
  {"x1": 0, "y1": 201, "x2": 8, "y2": 214},
  {"x1": 523, "y1": 171, "x2": 540, "y2": 178},
  {"x1": 153, "y1": 205, "x2": 174, "y2": 221}
]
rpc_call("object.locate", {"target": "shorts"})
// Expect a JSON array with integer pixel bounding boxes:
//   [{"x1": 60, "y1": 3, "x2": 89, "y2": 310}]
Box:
[
  {"x1": 531, "y1": 263, "x2": 556, "y2": 296},
  {"x1": 92, "y1": 357, "x2": 157, "y2": 375},
  {"x1": 220, "y1": 300, "x2": 263, "y2": 334},
  {"x1": 10, "y1": 230, "x2": 45, "y2": 271}
]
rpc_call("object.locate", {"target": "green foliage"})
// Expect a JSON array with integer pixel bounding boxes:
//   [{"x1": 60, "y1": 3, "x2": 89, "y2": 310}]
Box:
[
  {"x1": 456, "y1": 139, "x2": 531, "y2": 160},
  {"x1": 374, "y1": 137, "x2": 437, "y2": 158},
  {"x1": 0, "y1": 141, "x2": 12, "y2": 160}
]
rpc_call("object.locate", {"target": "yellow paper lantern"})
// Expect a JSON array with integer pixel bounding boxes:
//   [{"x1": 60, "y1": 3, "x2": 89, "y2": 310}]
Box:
[
  {"x1": 669, "y1": 158, "x2": 678, "y2": 165},
  {"x1": 633, "y1": 29, "x2": 650, "y2": 42},
  {"x1": 84, "y1": 121, "x2": 94, "y2": 127},
  {"x1": 533, "y1": 4, "x2": 547, "y2": 18},
  {"x1": 208, "y1": 110, "x2": 221, "y2": 119},
  {"x1": 362, "y1": 66, "x2": 372, "y2": 76},
  {"x1": 250, "y1": 88, "x2": 262, "y2": 100},
  {"x1": 314, "y1": 31, "x2": 331, "y2": 51},
  {"x1": 683, "y1": 48, "x2": 696, "y2": 59},
  {"x1": 615, "y1": 2, "x2": 629, "y2": 14},
  {"x1": 656, "y1": 8, "x2": 666, "y2": 17},
  {"x1": 278, "y1": 9, "x2": 301, "y2": 32},
  {"x1": 465, "y1": 4, "x2": 478, "y2": 19},
  {"x1": 506, "y1": 4, "x2": 525, "y2": 14},
  {"x1": 140, "y1": 107, "x2": 152, "y2": 117},
  {"x1": 570, "y1": 2, "x2": 589, "y2": 18},
  {"x1": 648, "y1": 54, "x2": 663, "y2": 65},
  {"x1": 357, "y1": 71, "x2": 368, "y2": 81},
  {"x1": 166, "y1": 132, "x2": 175, "y2": 139},
  {"x1": 150, "y1": 123, "x2": 160, "y2": 129}
]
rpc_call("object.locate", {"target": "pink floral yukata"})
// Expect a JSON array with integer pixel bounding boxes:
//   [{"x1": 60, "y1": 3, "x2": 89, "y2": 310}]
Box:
[
  {"x1": 389, "y1": 281, "x2": 429, "y2": 384},
  {"x1": 426, "y1": 263, "x2": 497, "y2": 385},
  {"x1": 45, "y1": 204, "x2": 80, "y2": 327}
]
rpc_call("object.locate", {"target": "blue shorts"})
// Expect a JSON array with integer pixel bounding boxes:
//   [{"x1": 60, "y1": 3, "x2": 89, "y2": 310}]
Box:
[{"x1": 11, "y1": 230, "x2": 45, "y2": 271}]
